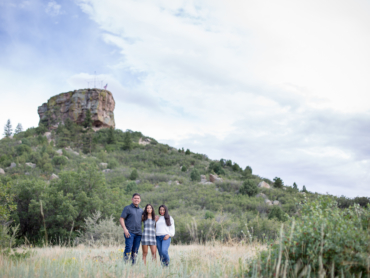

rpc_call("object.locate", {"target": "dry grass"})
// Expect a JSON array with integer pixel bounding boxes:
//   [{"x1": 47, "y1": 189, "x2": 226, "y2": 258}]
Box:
[{"x1": 0, "y1": 242, "x2": 264, "y2": 278}]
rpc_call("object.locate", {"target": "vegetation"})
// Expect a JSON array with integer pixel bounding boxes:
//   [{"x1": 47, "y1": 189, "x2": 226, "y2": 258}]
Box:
[{"x1": 0, "y1": 118, "x2": 370, "y2": 277}]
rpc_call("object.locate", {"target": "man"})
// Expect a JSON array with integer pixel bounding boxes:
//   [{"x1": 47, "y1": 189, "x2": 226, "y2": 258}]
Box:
[{"x1": 120, "y1": 193, "x2": 143, "y2": 264}]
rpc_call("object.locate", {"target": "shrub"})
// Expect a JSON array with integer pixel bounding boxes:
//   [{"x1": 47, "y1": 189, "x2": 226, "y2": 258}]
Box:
[
  {"x1": 273, "y1": 177, "x2": 283, "y2": 188},
  {"x1": 239, "y1": 180, "x2": 258, "y2": 196},
  {"x1": 268, "y1": 206, "x2": 287, "y2": 222},
  {"x1": 76, "y1": 211, "x2": 125, "y2": 246},
  {"x1": 16, "y1": 144, "x2": 31, "y2": 156},
  {"x1": 185, "y1": 149, "x2": 191, "y2": 155},
  {"x1": 126, "y1": 181, "x2": 138, "y2": 193},
  {"x1": 249, "y1": 196, "x2": 370, "y2": 277},
  {"x1": 129, "y1": 169, "x2": 138, "y2": 180},
  {"x1": 52, "y1": 156, "x2": 68, "y2": 166},
  {"x1": 107, "y1": 159, "x2": 119, "y2": 169},
  {"x1": 181, "y1": 166, "x2": 187, "y2": 172},
  {"x1": 190, "y1": 169, "x2": 201, "y2": 182},
  {"x1": 204, "y1": 211, "x2": 215, "y2": 219}
]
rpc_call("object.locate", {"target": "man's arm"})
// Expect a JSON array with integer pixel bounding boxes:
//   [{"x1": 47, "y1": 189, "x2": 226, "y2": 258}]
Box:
[{"x1": 120, "y1": 217, "x2": 130, "y2": 238}]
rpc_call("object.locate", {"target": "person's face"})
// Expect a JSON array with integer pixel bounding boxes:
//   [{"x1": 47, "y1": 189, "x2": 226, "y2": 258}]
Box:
[
  {"x1": 132, "y1": 195, "x2": 141, "y2": 206},
  {"x1": 146, "y1": 205, "x2": 153, "y2": 215},
  {"x1": 159, "y1": 207, "x2": 165, "y2": 216}
]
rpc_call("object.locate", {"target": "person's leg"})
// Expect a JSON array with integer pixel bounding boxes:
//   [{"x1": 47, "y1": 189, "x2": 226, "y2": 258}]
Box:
[
  {"x1": 131, "y1": 234, "x2": 142, "y2": 264},
  {"x1": 149, "y1": 245, "x2": 157, "y2": 261},
  {"x1": 161, "y1": 237, "x2": 171, "y2": 266},
  {"x1": 124, "y1": 232, "x2": 134, "y2": 263},
  {"x1": 142, "y1": 245, "x2": 148, "y2": 265},
  {"x1": 156, "y1": 236, "x2": 163, "y2": 263}
]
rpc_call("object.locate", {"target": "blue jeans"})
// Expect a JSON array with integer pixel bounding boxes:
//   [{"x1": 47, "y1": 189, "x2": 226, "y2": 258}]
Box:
[
  {"x1": 156, "y1": 235, "x2": 171, "y2": 266},
  {"x1": 124, "y1": 231, "x2": 142, "y2": 264}
]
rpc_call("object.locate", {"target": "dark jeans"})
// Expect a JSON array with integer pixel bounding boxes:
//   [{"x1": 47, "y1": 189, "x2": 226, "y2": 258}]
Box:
[
  {"x1": 124, "y1": 231, "x2": 142, "y2": 264},
  {"x1": 156, "y1": 235, "x2": 171, "y2": 266}
]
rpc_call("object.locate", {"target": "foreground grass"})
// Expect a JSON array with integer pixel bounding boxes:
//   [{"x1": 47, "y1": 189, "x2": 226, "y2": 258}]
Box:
[{"x1": 0, "y1": 243, "x2": 263, "y2": 278}]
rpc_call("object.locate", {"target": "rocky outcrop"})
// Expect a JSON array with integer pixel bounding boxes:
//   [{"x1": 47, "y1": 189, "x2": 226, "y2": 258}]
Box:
[
  {"x1": 256, "y1": 193, "x2": 267, "y2": 199},
  {"x1": 0, "y1": 168, "x2": 5, "y2": 175},
  {"x1": 38, "y1": 89, "x2": 115, "y2": 130},
  {"x1": 210, "y1": 174, "x2": 223, "y2": 183},
  {"x1": 25, "y1": 162, "x2": 36, "y2": 168},
  {"x1": 258, "y1": 181, "x2": 271, "y2": 189},
  {"x1": 138, "y1": 138, "x2": 151, "y2": 145},
  {"x1": 273, "y1": 200, "x2": 280, "y2": 205},
  {"x1": 50, "y1": 173, "x2": 59, "y2": 180}
]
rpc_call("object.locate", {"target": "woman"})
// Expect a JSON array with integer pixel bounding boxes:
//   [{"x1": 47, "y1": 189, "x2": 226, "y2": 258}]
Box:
[
  {"x1": 141, "y1": 204, "x2": 157, "y2": 265},
  {"x1": 155, "y1": 205, "x2": 175, "y2": 266}
]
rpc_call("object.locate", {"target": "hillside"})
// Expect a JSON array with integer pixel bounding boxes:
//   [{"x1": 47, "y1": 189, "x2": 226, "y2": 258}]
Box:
[{"x1": 0, "y1": 118, "x2": 369, "y2": 246}]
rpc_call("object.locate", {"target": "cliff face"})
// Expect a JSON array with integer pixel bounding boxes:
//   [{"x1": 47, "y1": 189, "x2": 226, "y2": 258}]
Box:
[{"x1": 38, "y1": 89, "x2": 115, "y2": 129}]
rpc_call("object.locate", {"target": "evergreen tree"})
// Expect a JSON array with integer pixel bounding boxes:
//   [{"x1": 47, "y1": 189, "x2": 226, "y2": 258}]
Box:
[
  {"x1": 129, "y1": 169, "x2": 138, "y2": 180},
  {"x1": 293, "y1": 182, "x2": 298, "y2": 191},
  {"x1": 190, "y1": 169, "x2": 201, "y2": 182},
  {"x1": 268, "y1": 206, "x2": 287, "y2": 221},
  {"x1": 82, "y1": 129, "x2": 95, "y2": 154},
  {"x1": 107, "y1": 127, "x2": 116, "y2": 144},
  {"x1": 14, "y1": 123, "x2": 23, "y2": 135},
  {"x1": 3, "y1": 119, "x2": 12, "y2": 138},
  {"x1": 302, "y1": 185, "x2": 308, "y2": 193},
  {"x1": 122, "y1": 132, "x2": 132, "y2": 151},
  {"x1": 243, "y1": 166, "x2": 253, "y2": 176},
  {"x1": 273, "y1": 177, "x2": 284, "y2": 189},
  {"x1": 185, "y1": 149, "x2": 191, "y2": 155},
  {"x1": 83, "y1": 109, "x2": 93, "y2": 128},
  {"x1": 181, "y1": 166, "x2": 187, "y2": 172},
  {"x1": 239, "y1": 180, "x2": 258, "y2": 196}
]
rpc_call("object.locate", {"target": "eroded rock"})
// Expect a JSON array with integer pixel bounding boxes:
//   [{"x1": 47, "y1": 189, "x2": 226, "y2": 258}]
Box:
[
  {"x1": 0, "y1": 168, "x2": 5, "y2": 175},
  {"x1": 51, "y1": 173, "x2": 59, "y2": 180},
  {"x1": 258, "y1": 181, "x2": 271, "y2": 189},
  {"x1": 265, "y1": 199, "x2": 273, "y2": 206},
  {"x1": 9, "y1": 162, "x2": 16, "y2": 169},
  {"x1": 100, "y1": 163, "x2": 108, "y2": 169},
  {"x1": 273, "y1": 200, "x2": 280, "y2": 205},
  {"x1": 138, "y1": 137, "x2": 151, "y2": 145},
  {"x1": 38, "y1": 89, "x2": 115, "y2": 130},
  {"x1": 25, "y1": 162, "x2": 36, "y2": 168},
  {"x1": 210, "y1": 174, "x2": 223, "y2": 183},
  {"x1": 256, "y1": 193, "x2": 267, "y2": 199}
]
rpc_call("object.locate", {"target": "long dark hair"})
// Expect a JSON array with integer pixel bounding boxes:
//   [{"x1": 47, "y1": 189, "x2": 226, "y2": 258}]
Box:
[
  {"x1": 142, "y1": 204, "x2": 155, "y2": 222},
  {"x1": 158, "y1": 205, "x2": 171, "y2": 226}
]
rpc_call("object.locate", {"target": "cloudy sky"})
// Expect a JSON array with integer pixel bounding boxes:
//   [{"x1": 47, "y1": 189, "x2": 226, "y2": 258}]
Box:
[{"x1": 1, "y1": 0, "x2": 369, "y2": 197}]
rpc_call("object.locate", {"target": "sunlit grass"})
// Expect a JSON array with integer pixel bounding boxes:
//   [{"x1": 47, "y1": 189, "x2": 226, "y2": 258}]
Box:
[{"x1": 0, "y1": 242, "x2": 263, "y2": 277}]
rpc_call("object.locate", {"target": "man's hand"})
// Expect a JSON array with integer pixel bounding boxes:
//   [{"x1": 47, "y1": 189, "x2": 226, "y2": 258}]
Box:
[
  {"x1": 163, "y1": 235, "x2": 170, "y2": 240},
  {"x1": 124, "y1": 228, "x2": 130, "y2": 238}
]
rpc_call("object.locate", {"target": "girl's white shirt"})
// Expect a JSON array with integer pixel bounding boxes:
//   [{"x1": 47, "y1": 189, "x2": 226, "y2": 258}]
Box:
[{"x1": 156, "y1": 216, "x2": 175, "y2": 237}]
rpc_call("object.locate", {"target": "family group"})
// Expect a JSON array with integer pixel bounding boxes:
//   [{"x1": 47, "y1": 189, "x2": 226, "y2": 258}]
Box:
[{"x1": 119, "y1": 193, "x2": 175, "y2": 266}]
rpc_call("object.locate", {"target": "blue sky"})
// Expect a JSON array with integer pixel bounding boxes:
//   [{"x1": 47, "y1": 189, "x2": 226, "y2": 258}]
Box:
[{"x1": 1, "y1": 0, "x2": 370, "y2": 197}]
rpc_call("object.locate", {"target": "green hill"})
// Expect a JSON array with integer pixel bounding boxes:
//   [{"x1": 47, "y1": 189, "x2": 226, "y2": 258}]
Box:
[{"x1": 0, "y1": 119, "x2": 369, "y2": 246}]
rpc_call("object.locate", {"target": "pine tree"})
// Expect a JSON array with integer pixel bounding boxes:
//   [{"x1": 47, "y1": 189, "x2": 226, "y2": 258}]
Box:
[
  {"x1": 185, "y1": 149, "x2": 191, "y2": 155},
  {"x1": 293, "y1": 182, "x2": 298, "y2": 191},
  {"x1": 83, "y1": 109, "x2": 93, "y2": 128},
  {"x1": 302, "y1": 185, "x2": 308, "y2": 193},
  {"x1": 3, "y1": 119, "x2": 12, "y2": 138},
  {"x1": 14, "y1": 123, "x2": 23, "y2": 135},
  {"x1": 273, "y1": 177, "x2": 284, "y2": 189},
  {"x1": 107, "y1": 127, "x2": 116, "y2": 144},
  {"x1": 122, "y1": 132, "x2": 132, "y2": 151},
  {"x1": 82, "y1": 128, "x2": 95, "y2": 154}
]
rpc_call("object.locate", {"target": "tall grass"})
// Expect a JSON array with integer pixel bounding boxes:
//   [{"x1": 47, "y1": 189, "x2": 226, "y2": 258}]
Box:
[{"x1": 0, "y1": 243, "x2": 261, "y2": 278}]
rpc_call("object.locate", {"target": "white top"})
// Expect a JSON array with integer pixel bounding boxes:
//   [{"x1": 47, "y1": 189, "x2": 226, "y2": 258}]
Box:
[{"x1": 156, "y1": 216, "x2": 175, "y2": 237}]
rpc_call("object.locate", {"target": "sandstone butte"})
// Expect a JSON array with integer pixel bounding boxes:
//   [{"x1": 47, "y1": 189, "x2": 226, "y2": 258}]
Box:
[{"x1": 38, "y1": 89, "x2": 115, "y2": 130}]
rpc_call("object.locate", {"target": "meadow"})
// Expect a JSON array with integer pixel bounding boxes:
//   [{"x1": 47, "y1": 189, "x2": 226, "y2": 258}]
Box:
[{"x1": 0, "y1": 243, "x2": 262, "y2": 278}]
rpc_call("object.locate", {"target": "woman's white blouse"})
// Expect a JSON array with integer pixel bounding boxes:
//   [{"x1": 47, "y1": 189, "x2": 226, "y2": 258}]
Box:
[{"x1": 156, "y1": 216, "x2": 175, "y2": 237}]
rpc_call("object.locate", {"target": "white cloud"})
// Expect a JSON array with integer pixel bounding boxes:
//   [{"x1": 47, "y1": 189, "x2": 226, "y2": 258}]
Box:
[{"x1": 45, "y1": 1, "x2": 61, "y2": 16}]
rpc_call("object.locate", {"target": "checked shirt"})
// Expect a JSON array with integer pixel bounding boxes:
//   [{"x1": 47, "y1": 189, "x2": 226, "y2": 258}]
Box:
[{"x1": 142, "y1": 219, "x2": 156, "y2": 246}]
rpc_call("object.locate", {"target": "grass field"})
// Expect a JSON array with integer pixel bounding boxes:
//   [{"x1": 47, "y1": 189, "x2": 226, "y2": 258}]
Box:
[{"x1": 0, "y1": 243, "x2": 263, "y2": 278}]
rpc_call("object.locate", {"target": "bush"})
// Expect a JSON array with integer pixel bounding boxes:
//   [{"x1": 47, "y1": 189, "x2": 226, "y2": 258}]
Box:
[
  {"x1": 239, "y1": 180, "x2": 258, "y2": 196},
  {"x1": 181, "y1": 166, "x2": 187, "y2": 172},
  {"x1": 249, "y1": 196, "x2": 370, "y2": 277},
  {"x1": 129, "y1": 169, "x2": 138, "y2": 180},
  {"x1": 268, "y1": 206, "x2": 287, "y2": 222},
  {"x1": 273, "y1": 177, "x2": 283, "y2": 188},
  {"x1": 76, "y1": 211, "x2": 125, "y2": 246},
  {"x1": 190, "y1": 169, "x2": 201, "y2": 182},
  {"x1": 126, "y1": 181, "x2": 138, "y2": 193},
  {"x1": 52, "y1": 156, "x2": 68, "y2": 166},
  {"x1": 107, "y1": 159, "x2": 119, "y2": 169},
  {"x1": 185, "y1": 149, "x2": 191, "y2": 155},
  {"x1": 204, "y1": 211, "x2": 215, "y2": 219}
]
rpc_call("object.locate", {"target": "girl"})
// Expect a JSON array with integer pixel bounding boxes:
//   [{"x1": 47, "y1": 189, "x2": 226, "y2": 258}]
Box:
[
  {"x1": 155, "y1": 205, "x2": 175, "y2": 266},
  {"x1": 141, "y1": 204, "x2": 157, "y2": 264}
]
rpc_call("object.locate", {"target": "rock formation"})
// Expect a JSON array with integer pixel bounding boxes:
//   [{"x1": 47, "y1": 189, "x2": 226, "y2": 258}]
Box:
[
  {"x1": 38, "y1": 89, "x2": 115, "y2": 130},
  {"x1": 258, "y1": 181, "x2": 271, "y2": 189}
]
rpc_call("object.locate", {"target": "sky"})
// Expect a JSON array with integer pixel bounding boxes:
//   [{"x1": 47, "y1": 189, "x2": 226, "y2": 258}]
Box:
[{"x1": 0, "y1": 0, "x2": 369, "y2": 197}]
